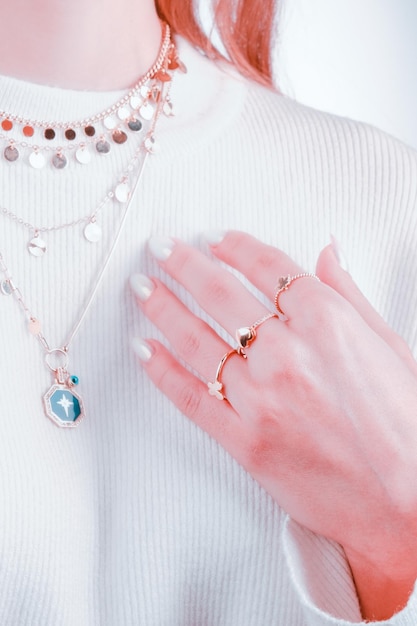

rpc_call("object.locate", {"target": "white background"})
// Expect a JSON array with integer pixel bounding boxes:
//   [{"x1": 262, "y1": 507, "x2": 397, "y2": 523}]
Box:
[{"x1": 275, "y1": 0, "x2": 417, "y2": 150}]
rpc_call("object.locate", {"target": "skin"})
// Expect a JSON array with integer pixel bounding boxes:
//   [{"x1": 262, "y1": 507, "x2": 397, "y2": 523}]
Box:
[
  {"x1": 133, "y1": 231, "x2": 417, "y2": 622},
  {"x1": 0, "y1": 0, "x2": 161, "y2": 89}
]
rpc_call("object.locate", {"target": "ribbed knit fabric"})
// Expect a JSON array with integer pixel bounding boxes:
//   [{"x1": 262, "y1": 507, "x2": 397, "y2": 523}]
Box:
[{"x1": 0, "y1": 37, "x2": 416, "y2": 625}]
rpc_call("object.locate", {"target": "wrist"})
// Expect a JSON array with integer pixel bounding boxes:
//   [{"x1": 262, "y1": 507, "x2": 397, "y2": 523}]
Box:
[{"x1": 344, "y1": 543, "x2": 417, "y2": 621}]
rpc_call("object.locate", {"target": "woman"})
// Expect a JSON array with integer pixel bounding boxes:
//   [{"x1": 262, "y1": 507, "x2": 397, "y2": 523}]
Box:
[{"x1": 0, "y1": 0, "x2": 416, "y2": 624}]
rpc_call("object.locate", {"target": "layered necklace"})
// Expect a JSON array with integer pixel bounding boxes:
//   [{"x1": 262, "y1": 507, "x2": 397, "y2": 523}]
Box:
[
  {"x1": 0, "y1": 22, "x2": 183, "y2": 428},
  {"x1": 0, "y1": 23, "x2": 183, "y2": 170}
]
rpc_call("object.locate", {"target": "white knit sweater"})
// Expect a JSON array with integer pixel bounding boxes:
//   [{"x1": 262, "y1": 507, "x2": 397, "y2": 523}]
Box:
[{"x1": 0, "y1": 38, "x2": 416, "y2": 626}]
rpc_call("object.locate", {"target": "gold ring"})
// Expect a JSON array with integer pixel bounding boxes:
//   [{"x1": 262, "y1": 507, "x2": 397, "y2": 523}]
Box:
[
  {"x1": 274, "y1": 273, "x2": 320, "y2": 315},
  {"x1": 235, "y1": 312, "x2": 278, "y2": 355},
  {"x1": 207, "y1": 348, "x2": 245, "y2": 401}
]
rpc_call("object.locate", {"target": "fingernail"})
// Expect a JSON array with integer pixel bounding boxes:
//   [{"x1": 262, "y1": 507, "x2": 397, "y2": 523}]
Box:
[
  {"x1": 130, "y1": 273, "x2": 155, "y2": 302},
  {"x1": 131, "y1": 337, "x2": 154, "y2": 362},
  {"x1": 330, "y1": 234, "x2": 349, "y2": 271},
  {"x1": 148, "y1": 236, "x2": 175, "y2": 261},
  {"x1": 203, "y1": 230, "x2": 227, "y2": 246}
]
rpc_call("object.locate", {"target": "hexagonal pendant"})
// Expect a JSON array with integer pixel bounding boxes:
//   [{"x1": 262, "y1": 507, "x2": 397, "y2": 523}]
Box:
[{"x1": 43, "y1": 384, "x2": 85, "y2": 428}]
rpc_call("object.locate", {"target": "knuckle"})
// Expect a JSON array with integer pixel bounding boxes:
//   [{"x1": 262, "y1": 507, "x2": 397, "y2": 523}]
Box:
[
  {"x1": 253, "y1": 247, "x2": 283, "y2": 273},
  {"x1": 244, "y1": 414, "x2": 281, "y2": 473},
  {"x1": 150, "y1": 352, "x2": 203, "y2": 419},
  {"x1": 175, "y1": 380, "x2": 203, "y2": 419},
  {"x1": 204, "y1": 272, "x2": 234, "y2": 307},
  {"x1": 179, "y1": 321, "x2": 205, "y2": 359}
]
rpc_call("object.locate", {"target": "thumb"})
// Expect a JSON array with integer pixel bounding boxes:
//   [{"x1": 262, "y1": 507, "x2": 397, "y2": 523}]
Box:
[{"x1": 316, "y1": 240, "x2": 417, "y2": 374}]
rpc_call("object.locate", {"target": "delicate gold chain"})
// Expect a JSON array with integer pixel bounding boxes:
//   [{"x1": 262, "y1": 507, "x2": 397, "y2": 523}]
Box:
[
  {"x1": 0, "y1": 22, "x2": 172, "y2": 131},
  {"x1": 0, "y1": 26, "x2": 178, "y2": 354}
]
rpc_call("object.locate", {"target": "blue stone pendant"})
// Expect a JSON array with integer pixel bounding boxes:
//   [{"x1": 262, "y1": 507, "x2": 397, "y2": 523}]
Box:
[{"x1": 43, "y1": 382, "x2": 85, "y2": 428}]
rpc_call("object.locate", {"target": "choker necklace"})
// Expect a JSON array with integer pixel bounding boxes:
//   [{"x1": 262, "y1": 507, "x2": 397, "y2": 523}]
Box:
[
  {"x1": 0, "y1": 22, "x2": 182, "y2": 428},
  {"x1": 0, "y1": 22, "x2": 184, "y2": 170}
]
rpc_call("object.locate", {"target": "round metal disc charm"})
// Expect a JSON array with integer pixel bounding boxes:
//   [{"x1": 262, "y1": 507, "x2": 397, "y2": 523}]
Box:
[
  {"x1": 84, "y1": 222, "x2": 102, "y2": 243},
  {"x1": 130, "y1": 95, "x2": 141, "y2": 109},
  {"x1": 28, "y1": 235, "x2": 47, "y2": 257},
  {"x1": 140, "y1": 85, "x2": 149, "y2": 98},
  {"x1": 128, "y1": 118, "x2": 142, "y2": 132},
  {"x1": 29, "y1": 152, "x2": 46, "y2": 169},
  {"x1": 96, "y1": 140, "x2": 111, "y2": 155},
  {"x1": 0, "y1": 280, "x2": 12, "y2": 295},
  {"x1": 115, "y1": 183, "x2": 130, "y2": 203},
  {"x1": 112, "y1": 130, "x2": 128, "y2": 145},
  {"x1": 139, "y1": 102, "x2": 155, "y2": 121},
  {"x1": 103, "y1": 116, "x2": 117, "y2": 130},
  {"x1": 4, "y1": 145, "x2": 19, "y2": 162},
  {"x1": 75, "y1": 147, "x2": 91, "y2": 164},
  {"x1": 117, "y1": 106, "x2": 130, "y2": 120},
  {"x1": 52, "y1": 153, "x2": 68, "y2": 170}
]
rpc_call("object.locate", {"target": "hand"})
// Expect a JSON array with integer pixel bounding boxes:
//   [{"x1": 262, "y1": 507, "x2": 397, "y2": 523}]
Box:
[{"x1": 131, "y1": 231, "x2": 417, "y2": 620}]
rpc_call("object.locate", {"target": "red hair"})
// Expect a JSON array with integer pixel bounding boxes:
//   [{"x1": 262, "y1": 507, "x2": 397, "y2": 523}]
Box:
[{"x1": 155, "y1": 0, "x2": 277, "y2": 88}]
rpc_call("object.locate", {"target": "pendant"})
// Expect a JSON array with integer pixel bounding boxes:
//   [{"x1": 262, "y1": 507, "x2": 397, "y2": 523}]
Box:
[
  {"x1": 52, "y1": 153, "x2": 68, "y2": 170},
  {"x1": 43, "y1": 363, "x2": 85, "y2": 428},
  {"x1": 28, "y1": 234, "x2": 47, "y2": 257},
  {"x1": 4, "y1": 145, "x2": 19, "y2": 162},
  {"x1": 115, "y1": 182, "x2": 130, "y2": 203},
  {"x1": 29, "y1": 151, "x2": 46, "y2": 169},
  {"x1": 84, "y1": 221, "x2": 102, "y2": 242},
  {"x1": 0, "y1": 280, "x2": 12, "y2": 295},
  {"x1": 75, "y1": 146, "x2": 91, "y2": 164}
]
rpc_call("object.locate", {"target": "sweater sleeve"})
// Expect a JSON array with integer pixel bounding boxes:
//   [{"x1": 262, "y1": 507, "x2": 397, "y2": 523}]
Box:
[{"x1": 282, "y1": 515, "x2": 417, "y2": 625}]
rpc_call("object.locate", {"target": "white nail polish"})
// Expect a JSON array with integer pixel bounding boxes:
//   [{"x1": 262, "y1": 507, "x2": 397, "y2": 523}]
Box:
[
  {"x1": 131, "y1": 337, "x2": 154, "y2": 362},
  {"x1": 130, "y1": 274, "x2": 155, "y2": 302},
  {"x1": 148, "y1": 236, "x2": 175, "y2": 261},
  {"x1": 203, "y1": 229, "x2": 227, "y2": 246},
  {"x1": 330, "y1": 234, "x2": 349, "y2": 271}
]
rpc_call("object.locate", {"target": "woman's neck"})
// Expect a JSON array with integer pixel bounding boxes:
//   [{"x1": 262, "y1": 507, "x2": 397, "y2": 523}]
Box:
[{"x1": 0, "y1": 0, "x2": 162, "y2": 90}]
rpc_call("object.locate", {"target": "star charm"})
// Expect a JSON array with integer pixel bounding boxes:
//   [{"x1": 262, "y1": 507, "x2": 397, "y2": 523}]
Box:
[
  {"x1": 207, "y1": 380, "x2": 224, "y2": 400},
  {"x1": 57, "y1": 393, "x2": 74, "y2": 418}
]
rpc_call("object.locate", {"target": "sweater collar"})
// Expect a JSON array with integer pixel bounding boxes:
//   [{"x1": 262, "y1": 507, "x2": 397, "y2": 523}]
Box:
[{"x1": 0, "y1": 37, "x2": 247, "y2": 159}]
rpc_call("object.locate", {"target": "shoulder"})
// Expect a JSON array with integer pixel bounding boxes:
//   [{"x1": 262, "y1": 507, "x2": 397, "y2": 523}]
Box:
[
  {"x1": 239, "y1": 76, "x2": 417, "y2": 173},
  {"x1": 230, "y1": 75, "x2": 417, "y2": 211},
  {"x1": 167, "y1": 38, "x2": 417, "y2": 183}
]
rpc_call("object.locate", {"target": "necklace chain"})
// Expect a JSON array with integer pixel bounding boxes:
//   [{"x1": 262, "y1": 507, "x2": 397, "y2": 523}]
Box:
[
  {"x1": 0, "y1": 22, "x2": 181, "y2": 426},
  {"x1": 0, "y1": 22, "x2": 182, "y2": 171},
  {"x1": 0, "y1": 23, "x2": 178, "y2": 245},
  {"x1": 1, "y1": 148, "x2": 150, "y2": 354},
  {"x1": 0, "y1": 23, "x2": 172, "y2": 131},
  {"x1": 0, "y1": 34, "x2": 174, "y2": 351},
  {"x1": 1, "y1": 121, "x2": 158, "y2": 235}
]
